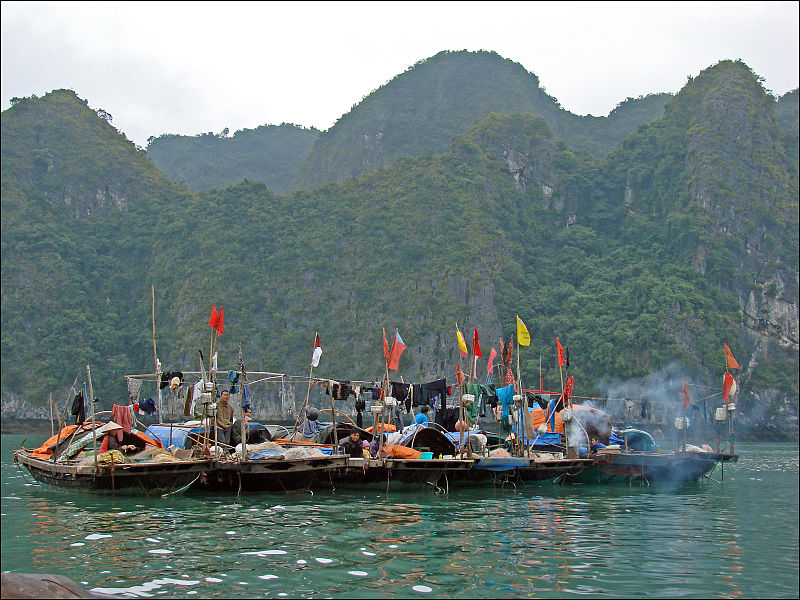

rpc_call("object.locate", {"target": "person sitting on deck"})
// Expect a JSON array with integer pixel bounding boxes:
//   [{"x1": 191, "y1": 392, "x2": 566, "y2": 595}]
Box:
[
  {"x1": 98, "y1": 421, "x2": 137, "y2": 454},
  {"x1": 292, "y1": 408, "x2": 325, "y2": 442},
  {"x1": 339, "y1": 428, "x2": 365, "y2": 458},
  {"x1": 411, "y1": 405, "x2": 430, "y2": 426}
]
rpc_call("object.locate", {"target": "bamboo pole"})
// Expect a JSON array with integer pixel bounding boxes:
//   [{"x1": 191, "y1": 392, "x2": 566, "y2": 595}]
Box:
[
  {"x1": 151, "y1": 285, "x2": 162, "y2": 423},
  {"x1": 87, "y1": 365, "x2": 97, "y2": 471},
  {"x1": 48, "y1": 392, "x2": 54, "y2": 436},
  {"x1": 239, "y1": 345, "x2": 248, "y2": 462}
]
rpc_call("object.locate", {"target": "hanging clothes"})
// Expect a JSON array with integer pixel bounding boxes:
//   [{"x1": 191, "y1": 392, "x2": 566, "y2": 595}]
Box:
[
  {"x1": 139, "y1": 398, "x2": 157, "y2": 415},
  {"x1": 160, "y1": 371, "x2": 183, "y2": 389},
  {"x1": 421, "y1": 378, "x2": 447, "y2": 411},
  {"x1": 227, "y1": 371, "x2": 240, "y2": 394},
  {"x1": 71, "y1": 391, "x2": 85, "y2": 424},
  {"x1": 111, "y1": 404, "x2": 131, "y2": 438},
  {"x1": 496, "y1": 384, "x2": 515, "y2": 422},
  {"x1": 434, "y1": 406, "x2": 460, "y2": 432},
  {"x1": 126, "y1": 377, "x2": 143, "y2": 404}
]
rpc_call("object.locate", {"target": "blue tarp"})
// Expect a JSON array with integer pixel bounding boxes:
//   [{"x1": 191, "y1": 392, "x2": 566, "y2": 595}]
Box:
[
  {"x1": 473, "y1": 457, "x2": 530, "y2": 471},
  {"x1": 144, "y1": 425, "x2": 196, "y2": 449}
]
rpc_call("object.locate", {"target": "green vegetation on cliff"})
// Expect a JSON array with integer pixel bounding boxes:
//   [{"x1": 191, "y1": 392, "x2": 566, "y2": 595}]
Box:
[{"x1": 1, "y1": 58, "x2": 797, "y2": 427}]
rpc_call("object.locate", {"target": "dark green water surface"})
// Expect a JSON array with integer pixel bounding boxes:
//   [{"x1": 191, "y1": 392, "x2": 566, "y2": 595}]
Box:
[{"x1": 2, "y1": 435, "x2": 797, "y2": 598}]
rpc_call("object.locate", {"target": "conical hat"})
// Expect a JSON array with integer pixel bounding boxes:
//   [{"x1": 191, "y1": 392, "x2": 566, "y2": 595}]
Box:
[{"x1": 98, "y1": 421, "x2": 123, "y2": 434}]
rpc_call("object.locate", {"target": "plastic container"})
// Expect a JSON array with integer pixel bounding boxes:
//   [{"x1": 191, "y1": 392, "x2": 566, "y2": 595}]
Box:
[{"x1": 419, "y1": 452, "x2": 433, "y2": 459}]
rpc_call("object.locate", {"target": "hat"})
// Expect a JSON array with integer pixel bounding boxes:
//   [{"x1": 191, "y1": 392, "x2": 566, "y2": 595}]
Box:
[
  {"x1": 169, "y1": 376, "x2": 181, "y2": 391},
  {"x1": 98, "y1": 421, "x2": 123, "y2": 434}
]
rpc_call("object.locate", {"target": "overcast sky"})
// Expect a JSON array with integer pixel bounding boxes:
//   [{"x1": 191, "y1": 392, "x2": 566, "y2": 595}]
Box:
[{"x1": 2, "y1": 1, "x2": 798, "y2": 148}]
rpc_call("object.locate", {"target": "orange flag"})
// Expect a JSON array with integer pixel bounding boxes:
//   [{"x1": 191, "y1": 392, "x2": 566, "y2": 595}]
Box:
[
  {"x1": 724, "y1": 344, "x2": 740, "y2": 370},
  {"x1": 556, "y1": 337, "x2": 565, "y2": 367},
  {"x1": 681, "y1": 381, "x2": 692, "y2": 410},
  {"x1": 383, "y1": 328, "x2": 390, "y2": 361}
]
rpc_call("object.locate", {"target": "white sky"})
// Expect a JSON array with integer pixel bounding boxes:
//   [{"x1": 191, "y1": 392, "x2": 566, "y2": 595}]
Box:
[{"x1": 2, "y1": 1, "x2": 798, "y2": 148}]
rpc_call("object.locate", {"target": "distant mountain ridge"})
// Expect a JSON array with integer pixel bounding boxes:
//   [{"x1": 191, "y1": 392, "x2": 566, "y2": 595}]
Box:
[
  {"x1": 147, "y1": 50, "x2": 670, "y2": 194},
  {"x1": 1, "y1": 56, "x2": 798, "y2": 440}
]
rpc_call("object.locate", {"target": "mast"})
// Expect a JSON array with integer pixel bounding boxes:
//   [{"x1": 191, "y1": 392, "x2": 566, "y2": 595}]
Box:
[
  {"x1": 151, "y1": 284, "x2": 162, "y2": 423},
  {"x1": 87, "y1": 365, "x2": 97, "y2": 471}
]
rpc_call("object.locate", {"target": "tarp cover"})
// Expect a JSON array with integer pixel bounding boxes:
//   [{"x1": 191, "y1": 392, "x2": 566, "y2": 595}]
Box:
[{"x1": 473, "y1": 457, "x2": 530, "y2": 471}]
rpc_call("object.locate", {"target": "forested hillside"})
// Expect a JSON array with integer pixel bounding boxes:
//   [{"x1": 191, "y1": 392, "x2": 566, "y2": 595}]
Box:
[
  {"x1": 295, "y1": 50, "x2": 671, "y2": 190},
  {"x1": 146, "y1": 124, "x2": 319, "y2": 194},
  {"x1": 1, "y1": 58, "x2": 797, "y2": 438}
]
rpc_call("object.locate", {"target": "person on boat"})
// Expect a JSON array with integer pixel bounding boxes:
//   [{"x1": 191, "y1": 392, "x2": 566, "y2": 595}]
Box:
[
  {"x1": 590, "y1": 436, "x2": 606, "y2": 453},
  {"x1": 339, "y1": 428, "x2": 365, "y2": 458},
  {"x1": 293, "y1": 408, "x2": 324, "y2": 442},
  {"x1": 411, "y1": 405, "x2": 429, "y2": 427},
  {"x1": 98, "y1": 422, "x2": 137, "y2": 454},
  {"x1": 215, "y1": 390, "x2": 235, "y2": 449}
]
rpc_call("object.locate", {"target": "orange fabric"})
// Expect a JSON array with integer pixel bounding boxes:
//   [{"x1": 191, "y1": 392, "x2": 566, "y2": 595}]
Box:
[
  {"x1": 380, "y1": 445, "x2": 422, "y2": 459},
  {"x1": 365, "y1": 423, "x2": 396, "y2": 434},
  {"x1": 527, "y1": 404, "x2": 606, "y2": 435},
  {"x1": 30, "y1": 425, "x2": 82, "y2": 458},
  {"x1": 133, "y1": 431, "x2": 163, "y2": 448}
]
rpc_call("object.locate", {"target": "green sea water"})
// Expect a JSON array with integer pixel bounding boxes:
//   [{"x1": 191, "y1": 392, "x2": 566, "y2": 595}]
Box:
[{"x1": 2, "y1": 434, "x2": 798, "y2": 598}]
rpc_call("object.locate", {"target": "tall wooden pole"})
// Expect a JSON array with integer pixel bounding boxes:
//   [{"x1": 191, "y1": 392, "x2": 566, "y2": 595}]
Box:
[
  {"x1": 48, "y1": 392, "x2": 54, "y2": 436},
  {"x1": 151, "y1": 285, "x2": 162, "y2": 423},
  {"x1": 87, "y1": 365, "x2": 97, "y2": 470}
]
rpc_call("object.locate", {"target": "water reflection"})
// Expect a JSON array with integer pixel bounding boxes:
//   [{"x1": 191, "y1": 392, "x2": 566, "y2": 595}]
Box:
[{"x1": 2, "y1": 439, "x2": 798, "y2": 598}]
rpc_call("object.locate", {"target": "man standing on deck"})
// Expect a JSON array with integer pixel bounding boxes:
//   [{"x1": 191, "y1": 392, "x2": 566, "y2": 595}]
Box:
[{"x1": 216, "y1": 390, "x2": 234, "y2": 449}]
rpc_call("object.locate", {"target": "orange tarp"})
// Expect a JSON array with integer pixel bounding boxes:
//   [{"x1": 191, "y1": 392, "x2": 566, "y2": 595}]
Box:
[
  {"x1": 365, "y1": 423, "x2": 396, "y2": 434},
  {"x1": 380, "y1": 445, "x2": 422, "y2": 459},
  {"x1": 30, "y1": 425, "x2": 82, "y2": 458}
]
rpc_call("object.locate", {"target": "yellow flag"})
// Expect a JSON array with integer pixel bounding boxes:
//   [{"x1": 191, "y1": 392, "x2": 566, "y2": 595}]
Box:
[
  {"x1": 456, "y1": 323, "x2": 468, "y2": 357},
  {"x1": 517, "y1": 315, "x2": 530, "y2": 346}
]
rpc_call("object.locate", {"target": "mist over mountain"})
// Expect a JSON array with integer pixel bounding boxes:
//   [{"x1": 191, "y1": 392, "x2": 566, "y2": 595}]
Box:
[{"x1": 2, "y1": 54, "x2": 797, "y2": 439}]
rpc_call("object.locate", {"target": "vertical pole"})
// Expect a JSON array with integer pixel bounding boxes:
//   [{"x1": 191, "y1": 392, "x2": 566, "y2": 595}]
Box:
[
  {"x1": 151, "y1": 284, "x2": 162, "y2": 424},
  {"x1": 49, "y1": 392, "x2": 54, "y2": 436},
  {"x1": 87, "y1": 365, "x2": 97, "y2": 470},
  {"x1": 539, "y1": 355, "x2": 543, "y2": 392}
]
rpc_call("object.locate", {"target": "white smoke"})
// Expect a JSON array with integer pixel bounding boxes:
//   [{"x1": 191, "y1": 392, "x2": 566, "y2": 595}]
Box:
[{"x1": 596, "y1": 362, "x2": 694, "y2": 412}]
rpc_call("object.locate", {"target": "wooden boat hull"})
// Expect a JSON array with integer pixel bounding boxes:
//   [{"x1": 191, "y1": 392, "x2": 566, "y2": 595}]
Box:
[
  {"x1": 452, "y1": 456, "x2": 595, "y2": 485},
  {"x1": 196, "y1": 456, "x2": 349, "y2": 492},
  {"x1": 325, "y1": 458, "x2": 475, "y2": 492},
  {"x1": 13, "y1": 450, "x2": 211, "y2": 495},
  {"x1": 566, "y1": 451, "x2": 739, "y2": 485}
]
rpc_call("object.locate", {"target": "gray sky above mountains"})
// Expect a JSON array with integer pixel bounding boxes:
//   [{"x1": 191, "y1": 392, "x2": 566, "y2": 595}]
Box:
[{"x1": 2, "y1": 1, "x2": 797, "y2": 148}]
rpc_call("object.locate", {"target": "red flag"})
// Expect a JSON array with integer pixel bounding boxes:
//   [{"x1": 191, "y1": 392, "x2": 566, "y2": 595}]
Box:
[
  {"x1": 723, "y1": 371, "x2": 737, "y2": 403},
  {"x1": 383, "y1": 328, "x2": 390, "y2": 361},
  {"x1": 216, "y1": 306, "x2": 224, "y2": 336},
  {"x1": 311, "y1": 333, "x2": 322, "y2": 367},
  {"x1": 505, "y1": 365, "x2": 515, "y2": 388},
  {"x1": 486, "y1": 347, "x2": 498, "y2": 374},
  {"x1": 724, "y1": 344, "x2": 740, "y2": 370},
  {"x1": 387, "y1": 331, "x2": 406, "y2": 371},
  {"x1": 472, "y1": 328, "x2": 482, "y2": 358},
  {"x1": 681, "y1": 381, "x2": 691, "y2": 410},
  {"x1": 502, "y1": 337, "x2": 513, "y2": 366},
  {"x1": 208, "y1": 304, "x2": 219, "y2": 330},
  {"x1": 557, "y1": 337, "x2": 564, "y2": 367},
  {"x1": 562, "y1": 376, "x2": 574, "y2": 404},
  {"x1": 456, "y1": 362, "x2": 466, "y2": 385}
]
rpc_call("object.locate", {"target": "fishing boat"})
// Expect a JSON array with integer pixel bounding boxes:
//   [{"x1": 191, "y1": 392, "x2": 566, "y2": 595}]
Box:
[{"x1": 13, "y1": 420, "x2": 211, "y2": 496}]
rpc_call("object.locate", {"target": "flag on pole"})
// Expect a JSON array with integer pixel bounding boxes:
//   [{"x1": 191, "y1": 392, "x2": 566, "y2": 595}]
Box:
[
  {"x1": 681, "y1": 380, "x2": 692, "y2": 410},
  {"x1": 216, "y1": 306, "x2": 224, "y2": 336},
  {"x1": 208, "y1": 304, "x2": 219, "y2": 330},
  {"x1": 387, "y1": 331, "x2": 406, "y2": 371},
  {"x1": 311, "y1": 334, "x2": 322, "y2": 367},
  {"x1": 562, "y1": 376, "x2": 574, "y2": 404},
  {"x1": 724, "y1": 344, "x2": 740, "y2": 369},
  {"x1": 502, "y1": 337, "x2": 514, "y2": 366},
  {"x1": 472, "y1": 328, "x2": 482, "y2": 358},
  {"x1": 486, "y1": 347, "x2": 498, "y2": 374},
  {"x1": 456, "y1": 361, "x2": 466, "y2": 385},
  {"x1": 557, "y1": 337, "x2": 564, "y2": 367},
  {"x1": 723, "y1": 370, "x2": 737, "y2": 402},
  {"x1": 517, "y1": 316, "x2": 530, "y2": 346},
  {"x1": 456, "y1": 324, "x2": 468, "y2": 357},
  {"x1": 383, "y1": 328, "x2": 390, "y2": 361}
]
